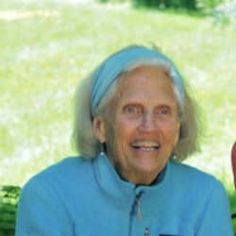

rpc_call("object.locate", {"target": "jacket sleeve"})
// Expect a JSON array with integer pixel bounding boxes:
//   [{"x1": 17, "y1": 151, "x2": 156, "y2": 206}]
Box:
[
  {"x1": 15, "y1": 176, "x2": 73, "y2": 236},
  {"x1": 196, "y1": 180, "x2": 234, "y2": 236}
]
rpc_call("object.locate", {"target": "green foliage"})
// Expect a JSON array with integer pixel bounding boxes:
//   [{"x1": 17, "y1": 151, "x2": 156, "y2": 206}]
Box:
[
  {"x1": 133, "y1": 0, "x2": 198, "y2": 10},
  {"x1": 0, "y1": 186, "x2": 21, "y2": 236},
  {"x1": 197, "y1": 0, "x2": 224, "y2": 10},
  {"x1": 97, "y1": 0, "x2": 226, "y2": 10},
  {"x1": 229, "y1": 193, "x2": 236, "y2": 232}
]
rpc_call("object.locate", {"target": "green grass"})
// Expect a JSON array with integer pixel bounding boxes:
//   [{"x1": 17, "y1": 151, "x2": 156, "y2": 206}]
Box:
[
  {"x1": 0, "y1": 0, "x2": 236, "y2": 230},
  {"x1": 230, "y1": 192, "x2": 236, "y2": 232}
]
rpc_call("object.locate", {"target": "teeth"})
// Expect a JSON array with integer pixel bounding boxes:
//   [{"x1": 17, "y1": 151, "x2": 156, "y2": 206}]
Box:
[
  {"x1": 132, "y1": 141, "x2": 160, "y2": 149},
  {"x1": 139, "y1": 147, "x2": 157, "y2": 151}
]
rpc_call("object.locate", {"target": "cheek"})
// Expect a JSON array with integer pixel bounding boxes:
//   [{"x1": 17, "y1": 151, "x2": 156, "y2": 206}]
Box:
[
  {"x1": 115, "y1": 118, "x2": 139, "y2": 140},
  {"x1": 106, "y1": 117, "x2": 132, "y2": 148},
  {"x1": 161, "y1": 121, "x2": 180, "y2": 144}
]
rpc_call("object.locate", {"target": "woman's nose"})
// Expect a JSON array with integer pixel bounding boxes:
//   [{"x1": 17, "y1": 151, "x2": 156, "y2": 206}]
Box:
[{"x1": 139, "y1": 112, "x2": 157, "y2": 132}]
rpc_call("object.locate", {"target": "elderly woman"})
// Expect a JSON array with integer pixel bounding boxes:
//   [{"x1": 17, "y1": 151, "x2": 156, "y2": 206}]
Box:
[{"x1": 16, "y1": 45, "x2": 233, "y2": 235}]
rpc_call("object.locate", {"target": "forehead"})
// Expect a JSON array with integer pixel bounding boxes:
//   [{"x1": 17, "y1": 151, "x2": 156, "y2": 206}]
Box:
[{"x1": 116, "y1": 65, "x2": 176, "y2": 102}]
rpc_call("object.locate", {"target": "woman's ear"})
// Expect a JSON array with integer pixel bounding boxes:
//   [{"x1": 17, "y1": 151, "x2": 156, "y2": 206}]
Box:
[{"x1": 92, "y1": 117, "x2": 106, "y2": 143}]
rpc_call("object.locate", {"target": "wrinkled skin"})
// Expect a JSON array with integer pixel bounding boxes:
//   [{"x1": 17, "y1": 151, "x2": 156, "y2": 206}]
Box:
[{"x1": 93, "y1": 65, "x2": 180, "y2": 185}]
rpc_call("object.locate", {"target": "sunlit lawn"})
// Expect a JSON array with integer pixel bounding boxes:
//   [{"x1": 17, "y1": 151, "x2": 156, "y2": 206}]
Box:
[{"x1": 0, "y1": 0, "x2": 236, "y2": 228}]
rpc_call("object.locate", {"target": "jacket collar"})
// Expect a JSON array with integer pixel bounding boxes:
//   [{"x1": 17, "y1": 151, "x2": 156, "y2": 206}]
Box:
[{"x1": 92, "y1": 152, "x2": 170, "y2": 204}]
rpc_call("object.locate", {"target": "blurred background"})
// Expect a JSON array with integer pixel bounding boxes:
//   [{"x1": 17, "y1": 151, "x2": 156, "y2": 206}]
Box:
[{"x1": 0, "y1": 0, "x2": 235, "y2": 234}]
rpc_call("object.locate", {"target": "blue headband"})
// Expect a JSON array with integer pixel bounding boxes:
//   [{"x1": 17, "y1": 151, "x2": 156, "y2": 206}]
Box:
[{"x1": 90, "y1": 45, "x2": 185, "y2": 117}]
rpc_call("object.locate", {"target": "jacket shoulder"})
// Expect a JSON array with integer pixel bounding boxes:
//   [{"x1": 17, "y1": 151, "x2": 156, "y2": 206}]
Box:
[
  {"x1": 22, "y1": 157, "x2": 93, "y2": 191},
  {"x1": 169, "y1": 161, "x2": 225, "y2": 192}
]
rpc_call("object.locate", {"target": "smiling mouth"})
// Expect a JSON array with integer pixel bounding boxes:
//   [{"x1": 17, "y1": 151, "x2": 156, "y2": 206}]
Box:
[{"x1": 131, "y1": 141, "x2": 161, "y2": 151}]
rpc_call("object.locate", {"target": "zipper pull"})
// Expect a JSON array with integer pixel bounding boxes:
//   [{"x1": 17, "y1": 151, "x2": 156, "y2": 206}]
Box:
[
  {"x1": 144, "y1": 227, "x2": 150, "y2": 236},
  {"x1": 135, "y1": 195, "x2": 142, "y2": 219},
  {"x1": 133, "y1": 191, "x2": 143, "y2": 219}
]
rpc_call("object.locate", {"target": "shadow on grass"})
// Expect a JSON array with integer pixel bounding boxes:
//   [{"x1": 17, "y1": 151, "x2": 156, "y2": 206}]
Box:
[{"x1": 131, "y1": 1, "x2": 209, "y2": 18}]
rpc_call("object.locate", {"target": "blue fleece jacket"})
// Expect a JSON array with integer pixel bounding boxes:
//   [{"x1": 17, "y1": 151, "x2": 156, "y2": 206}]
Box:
[{"x1": 16, "y1": 153, "x2": 233, "y2": 236}]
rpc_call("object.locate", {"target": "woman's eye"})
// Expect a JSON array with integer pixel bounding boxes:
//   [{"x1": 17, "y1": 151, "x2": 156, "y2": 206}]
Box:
[
  {"x1": 157, "y1": 107, "x2": 171, "y2": 116},
  {"x1": 123, "y1": 105, "x2": 142, "y2": 116}
]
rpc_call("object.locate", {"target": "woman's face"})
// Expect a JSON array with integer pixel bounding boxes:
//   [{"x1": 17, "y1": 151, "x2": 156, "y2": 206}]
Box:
[{"x1": 94, "y1": 65, "x2": 180, "y2": 185}]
